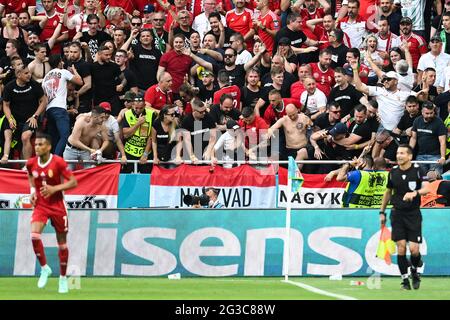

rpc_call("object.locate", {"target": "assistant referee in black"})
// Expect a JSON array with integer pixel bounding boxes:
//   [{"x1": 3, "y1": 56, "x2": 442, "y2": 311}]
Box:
[{"x1": 380, "y1": 144, "x2": 430, "y2": 290}]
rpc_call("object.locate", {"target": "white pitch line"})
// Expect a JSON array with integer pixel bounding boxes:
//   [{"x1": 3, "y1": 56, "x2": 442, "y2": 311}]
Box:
[{"x1": 282, "y1": 279, "x2": 358, "y2": 300}]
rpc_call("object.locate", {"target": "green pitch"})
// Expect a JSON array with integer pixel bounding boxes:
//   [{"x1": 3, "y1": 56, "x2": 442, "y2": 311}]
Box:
[{"x1": 1, "y1": 277, "x2": 450, "y2": 300}]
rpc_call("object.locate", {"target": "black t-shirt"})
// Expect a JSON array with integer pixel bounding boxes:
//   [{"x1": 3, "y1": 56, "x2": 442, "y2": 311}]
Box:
[
  {"x1": 122, "y1": 68, "x2": 138, "y2": 94},
  {"x1": 0, "y1": 56, "x2": 12, "y2": 81},
  {"x1": 367, "y1": 116, "x2": 380, "y2": 134},
  {"x1": 152, "y1": 118, "x2": 178, "y2": 161},
  {"x1": 240, "y1": 86, "x2": 262, "y2": 110},
  {"x1": 261, "y1": 71, "x2": 295, "y2": 98},
  {"x1": 397, "y1": 112, "x2": 420, "y2": 132},
  {"x1": 327, "y1": 44, "x2": 348, "y2": 69},
  {"x1": 385, "y1": 10, "x2": 402, "y2": 36},
  {"x1": 205, "y1": 27, "x2": 234, "y2": 49},
  {"x1": 328, "y1": 84, "x2": 363, "y2": 117},
  {"x1": 66, "y1": 59, "x2": 92, "y2": 103},
  {"x1": 2, "y1": 80, "x2": 44, "y2": 123},
  {"x1": 224, "y1": 64, "x2": 246, "y2": 88},
  {"x1": 274, "y1": 27, "x2": 307, "y2": 54},
  {"x1": 387, "y1": 164, "x2": 422, "y2": 211},
  {"x1": 79, "y1": 31, "x2": 112, "y2": 58},
  {"x1": 198, "y1": 83, "x2": 219, "y2": 105},
  {"x1": 314, "y1": 112, "x2": 336, "y2": 131},
  {"x1": 383, "y1": 136, "x2": 401, "y2": 162},
  {"x1": 412, "y1": 116, "x2": 447, "y2": 156},
  {"x1": 208, "y1": 104, "x2": 241, "y2": 127},
  {"x1": 437, "y1": 180, "x2": 450, "y2": 202},
  {"x1": 130, "y1": 44, "x2": 162, "y2": 90},
  {"x1": 258, "y1": 83, "x2": 292, "y2": 116},
  {"x1": 432, "y1": 15, "x2": 443, "y2": 35},
  {"x1": 181, "y1": 113, "x2": 216, "y2": 158},
  {"x1": 91, "y1": 61, "x2": 122, "y2": 103},
  {"x1": 347, "y1": 120, "x2": 372, "y2": 158},
  {"x1": 413, "y1": 84, "x2": 438, "y2": 105}
]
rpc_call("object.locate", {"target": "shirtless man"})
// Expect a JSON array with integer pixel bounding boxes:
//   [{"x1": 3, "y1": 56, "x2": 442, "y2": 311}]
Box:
[
  {"x1": 267, "y1": 104, "x2": 313, "y2": 161},
  {"x1": 28, "y1": 44, "x2": 51, "y2": 83},
  {"x1": 63, "y1": 105, "x2": 109, "y2": 170}
]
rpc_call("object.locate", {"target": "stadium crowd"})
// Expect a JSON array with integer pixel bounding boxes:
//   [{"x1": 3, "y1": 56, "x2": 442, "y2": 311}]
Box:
[{"x1": 0, "y1": 0, "x2": 449, "y2": 177}]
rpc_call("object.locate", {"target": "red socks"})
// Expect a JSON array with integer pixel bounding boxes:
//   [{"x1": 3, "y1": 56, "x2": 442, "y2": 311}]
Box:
[
  {"x1": 58, "y1": 244, "x2": 69, "y2": 276},
  {"x1": 31, "y1": 233, "x2": 47, "y2": 266}
]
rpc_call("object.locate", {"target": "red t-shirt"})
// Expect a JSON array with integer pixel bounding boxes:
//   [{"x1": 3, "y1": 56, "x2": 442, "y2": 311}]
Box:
[
  {"x1": 26, "y1": 154, "x2": 73, "y2": 208},
  {"x1": 108, "y1": 0, "x2": 136, "y2": 13},
  {"x1": 38, "y1": 12, "x2": 68, "y2": 55},
  {"x1": 213, "y1": 85, "x2": 242, "y2": 110},
  {"x1": 300, "y1": 7, "x2": 325, "y2": 21},
  {"x1": 256, "y1": 10, "x2": 280, "y2": 55},
  {"x1": 400, "y1": 33, "x2": 428, "y2": 69},
  {"x1": 159, "y1": 50, "x2": 193, "y2": 93},
  {"x1": 144, "y1": 84, "x2": 173, "y2": 110},
  {"x1": 264, "y1": 98, "x2": 301, "y2": 125},
  {"x1": 290, "y1": 81, "x2": 306, "y2": 101},
  {"x1": 0, "y1": 0, "x2": 35, "y2": 14},
  {"x1": 226, "y1": 8, "x2": 254, "y2": 51},
  {"x1": 309, "y1": 63, "x2": 335, "y2": 97},
  {"x1": 238, "y1": 115, "x2": 269, "y2": 147}
]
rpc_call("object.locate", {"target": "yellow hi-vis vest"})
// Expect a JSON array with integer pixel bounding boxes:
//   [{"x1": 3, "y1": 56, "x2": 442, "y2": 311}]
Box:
[
  {"x1": 444, "y1": 114, "x2": 450, "y2": 156},
  {"x1": 344, "y1": 170, "x2": 389, "y2": 208},
  {"x1": 124, "y1": 109, "x2": 154, "y2": 157}
]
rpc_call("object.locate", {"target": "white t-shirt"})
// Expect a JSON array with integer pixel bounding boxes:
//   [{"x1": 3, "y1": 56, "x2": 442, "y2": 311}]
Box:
[
  {"x1": 236, "y1": 49, "x2": 252, "y2": 65},
  {"x1": 438, "y1": 65, "x2": 450, "y2": 92},
  {"x1": 192, "y1": 13, "x2": 227, "y2": 41},
  {"x1": 417, "y1": 52, "x2": 450, "y2": 86},
  {"x1": 214, "y1": 131, "x2": 239, "y2": 168},
  {"x1": 376, "y1": 33, "x2": 401, "y2": 52},
  {"x1": 368, "y1": 86, "x2": 416, "y2": 130},
  {"x1": 42, "y1": 68, "x2": 74, "y2": 110},
  {"x1": 397, "y1": 67, "x2": 415, "y2": 91},
  {"x1": 300, "y1": 88, "x2": 327, "y2": 114}
]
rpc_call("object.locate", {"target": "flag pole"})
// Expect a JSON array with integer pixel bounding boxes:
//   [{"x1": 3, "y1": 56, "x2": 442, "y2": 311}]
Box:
[{"x1": 283, "y1": 173, "x2": 292, "y2": 282}]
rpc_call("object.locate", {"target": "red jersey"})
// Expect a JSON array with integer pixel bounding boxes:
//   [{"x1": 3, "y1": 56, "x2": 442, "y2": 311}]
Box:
[
  {"x1": 38, "y1": 12, "x2": 68, "y2": 55},
  {"x1": 159, "y1": 50, "x2": 193, "y2": 93},
  {"x1": 238, "y1": 115, "x2": 269, "y2": 147},
  {"x1": 144, "y1": 84, "x2": 173, "y2": 110},
  {"x1": 108, "y1": 0, "x2": 136, "y2": 13},
  {"x1": 0, "y1": 0, "x2": 35, "y2": 14},
  {"x1": 300, "y1": 7, "x2": 325, "y2": 21},
  {"x1": 26, "y1": 154, "x2": 73, "y2": 208},
  {"x1": 313, "y1": 25, "x2": 351, "y2": 50},
  {"x1": 309, "y1": 63, "x2": 335, "y2": 96},
  {"x1": 264, "y1": 98, "x2": 301, "y2": 125},
  {"x1": 226, "y1": 8, "x2": 254, "y2": 51},
  {"x1": 213, "y1": 85, "x2": 242, "y2": 110},
  {"x1": 290, "y1": 81, "x2": 306, "y2": 101},
  {"x1": 256, "y1": 10, "x2": 280, "y2": 55},
  {"x1": 400, "y1": 33, "x2": 428, "y2": 69}
]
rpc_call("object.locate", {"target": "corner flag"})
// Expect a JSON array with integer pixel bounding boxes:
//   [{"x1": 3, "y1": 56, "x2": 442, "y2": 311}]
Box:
[
  {"x1": 376, "y1": 226, "x2": 396, "y2": 265},
  {"x1": 288, "y1": 156, "x2": 304, "y2": 193}
]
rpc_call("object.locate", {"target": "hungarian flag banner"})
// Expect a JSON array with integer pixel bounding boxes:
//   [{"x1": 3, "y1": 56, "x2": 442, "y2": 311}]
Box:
[
  {"x1": 376, "y1": 226, "x2": 397, "y2": 265},
  {"x1": 149, "y1": 164, "x2": 277, "y2": 208},
  {"x1": 278, "y1": 167, "x2": 347, "y2": 208},
  {"x1": 0, "y1": 164, "x2": 121, "y2": 209}
]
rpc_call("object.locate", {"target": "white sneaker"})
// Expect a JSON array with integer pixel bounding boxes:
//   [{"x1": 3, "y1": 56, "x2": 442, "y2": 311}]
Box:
[
  {"x1": 37, "y1": 265, "x2": 52, "y2": 288},
  {"x1": 58, "y1": 276, "x2": 69, "y2": 294}
]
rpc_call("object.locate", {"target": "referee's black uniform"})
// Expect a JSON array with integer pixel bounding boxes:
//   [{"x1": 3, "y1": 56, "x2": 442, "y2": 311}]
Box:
[
  {"x1": 386, "y1": 163, "x2": 423, "y2": 290},
  {"x1": 387, "y1": 163, "x2": 423, "y2": 243}
]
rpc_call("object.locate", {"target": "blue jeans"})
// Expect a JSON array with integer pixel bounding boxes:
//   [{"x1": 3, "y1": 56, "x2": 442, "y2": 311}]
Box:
[
  {"x1": 46, "y1": 108, "x2": 70, "y2": 156},
  {"x1": 416, "y1": 154, "x2": 443, "y2": 176}
]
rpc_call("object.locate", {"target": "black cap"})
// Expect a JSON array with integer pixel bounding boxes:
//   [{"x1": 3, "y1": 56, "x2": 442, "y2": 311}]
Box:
[
  {"x1": 133, "y1": 92, "x2": 144, "y2": 101},
  {"x1": 278, "y1": 37, "x2": 291, "y2": 45},
  {"x1": 328, "y1": 123, "x2": 348, "y2": 137},
  {"x1": 226, "y1": 119, "x2": 240, "y2": 130},
  {"x1": 400, "y1": 17, "x2": 412, "y2": 25}
]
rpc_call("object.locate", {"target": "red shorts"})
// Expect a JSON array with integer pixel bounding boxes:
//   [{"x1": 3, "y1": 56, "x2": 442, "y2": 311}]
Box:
[{"x1": 31, "y1": 203, "x2": 69, "y2": 234}]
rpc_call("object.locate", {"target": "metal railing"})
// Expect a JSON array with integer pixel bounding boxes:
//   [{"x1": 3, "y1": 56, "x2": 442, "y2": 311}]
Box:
[{"x1": 3, "y1": 159, "x2": 443, "y2": 174}]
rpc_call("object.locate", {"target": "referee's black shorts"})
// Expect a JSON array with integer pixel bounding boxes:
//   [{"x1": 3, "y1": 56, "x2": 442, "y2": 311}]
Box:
[{"x1": 390, "y1": 209, "x2": 422, "y2": 243}]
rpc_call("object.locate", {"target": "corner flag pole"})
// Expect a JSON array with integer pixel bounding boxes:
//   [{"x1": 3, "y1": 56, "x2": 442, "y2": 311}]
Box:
[{"x1": 283, "y1": 174, "x2": 292, "y2": 281}]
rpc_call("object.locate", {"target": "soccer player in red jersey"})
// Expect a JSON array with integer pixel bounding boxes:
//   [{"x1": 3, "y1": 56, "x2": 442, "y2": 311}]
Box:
[{"x1": 26, "y1": 133, "x2": 77, "y2": 293}]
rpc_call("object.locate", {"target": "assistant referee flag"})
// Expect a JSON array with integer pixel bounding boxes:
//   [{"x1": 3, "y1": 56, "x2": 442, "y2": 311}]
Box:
[{"x1": 288, "y1": 156, "x2": 304, "y2": 193}]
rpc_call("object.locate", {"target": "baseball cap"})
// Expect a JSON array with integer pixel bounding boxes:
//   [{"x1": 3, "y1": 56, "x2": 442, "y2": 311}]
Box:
[
  {"x1": 200, "y1": 69, "x2": 214, "y2": 78},
  {"x1": 328, "y1": 122, "x2": 348, "y2": 138},
  {"x1": 133, "y1": 91, "x2": 145, "y2": 101},
  {"x1": 226, "y1": 119, "x2": 240, "y2": 130},
  {"x1": 384, "y1": 71, "x2": 399, "y2": 80},
  {"x1": 99, "y1": 101, "x2": 112, "y2": 113},
  {"x1": 344, "y1": 65, "x2": 354, "y2": 76},
  {"x1": 123, "y1": 91, "x2": 136, "y2": 101},
  {"x1": 430, "y1": 35, "x2": 443, "y2": 42},
  {"x1": 143, "y1": 4, "x2": 155, "y2": 13},
  {"x1": 278, "y1": 37, "x2": 291, "y2": 46},
  {"x1": 400, "y1": 17, "x2": 412, "y2": 25}
]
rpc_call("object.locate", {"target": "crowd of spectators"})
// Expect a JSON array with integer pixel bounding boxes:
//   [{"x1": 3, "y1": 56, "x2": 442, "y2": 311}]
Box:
[{"x1": 0, "y1": 0, "x2": 449, "y2": 177}]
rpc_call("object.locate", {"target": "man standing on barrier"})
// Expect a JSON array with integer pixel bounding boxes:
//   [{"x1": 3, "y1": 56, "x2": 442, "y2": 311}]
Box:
[{"x1": 380, "y1": 144, "x2": 430, "y2": 290}]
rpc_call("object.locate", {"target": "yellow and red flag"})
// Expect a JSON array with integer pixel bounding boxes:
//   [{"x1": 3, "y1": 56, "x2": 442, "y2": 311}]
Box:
[{"x1": 376, "y1": 226, "x2": 397, "y2": 265}]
